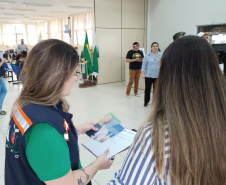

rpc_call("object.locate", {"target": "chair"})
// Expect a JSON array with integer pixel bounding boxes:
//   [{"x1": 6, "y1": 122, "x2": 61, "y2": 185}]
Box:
[
  {"x1": 10, "y1": 63, "x2": 21, "y2": 85},
  {"x1": 2, "y1": 63, "x2": 13, "y2": 80}
]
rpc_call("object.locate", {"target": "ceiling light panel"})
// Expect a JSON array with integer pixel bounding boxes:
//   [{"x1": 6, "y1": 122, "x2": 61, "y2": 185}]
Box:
[
  {"x1": 29, "y1": 18, "x2": 45, "y2": 21},
  {"x1": 23, "y1": 2, "x2": 52, "y2": 7},
  {"x1": 0, "y1": 18, "x2": 12, "y2": 19},
  {"x1": 39, "y1": 15, "x2": 57, "y2": 17},
  {"x1": 3, "y1": 13, "x2": 24, "y2": 16},
  {"x1": 68, "y1": 6, "x2": 93, "y2": 9},
  {"x1": 11, "y1": 8, "x2": 36, "y2": 12},
  {"x1": 0, "y1": 1, "x2": 16, "y2": 5},
  {"x1": 51, "y1": 11, "x2": 72, "y2": 14}
]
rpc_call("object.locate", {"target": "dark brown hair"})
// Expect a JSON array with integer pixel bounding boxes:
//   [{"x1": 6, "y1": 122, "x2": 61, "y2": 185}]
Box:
[{"x1": 137, "y1": 36, "x2": 226, "y2": 185}]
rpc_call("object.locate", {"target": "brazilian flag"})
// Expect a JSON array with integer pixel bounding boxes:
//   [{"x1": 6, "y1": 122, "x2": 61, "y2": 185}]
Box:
[{"x1": 83, "y1": 32, "x2": 93, "y2": 77}]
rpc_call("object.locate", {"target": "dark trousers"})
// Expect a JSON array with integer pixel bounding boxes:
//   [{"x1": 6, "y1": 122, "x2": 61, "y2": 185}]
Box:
[{"x1": 144, "y1": 77, "x2": 157, "y2": 104}]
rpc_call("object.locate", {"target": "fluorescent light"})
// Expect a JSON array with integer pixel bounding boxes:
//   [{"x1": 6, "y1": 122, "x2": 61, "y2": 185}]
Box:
[
  {"x1": 23, "y1": 2, "x2": 52, "y2": 7},
  {"x1": 29, "y1": 18, "x2": 45, "y2": 21},
  {"x1": 9, "y1": 21, "x2": 22, "y2": 23},
  {"x1": 0, "y1": 1, "x2": 15, "y2": 5},
  {"x1": 39, "y1": 15, "x2": 57, "y2": 18},
  {"x1": 51, "y1": 11, "x2": 73, "y2": 14},
  {"x1": 0, "y1": 18, "x2": 12, "y2": 19},
  {"x1": 68, "y1": 6, "x2": 93, "y2": 9},
  {"x1": 11, "y1": 8, "x2": 36, "y2": 12},
  {"x1": 3, "y1": 13, "x2": 24, "y2": 16}
]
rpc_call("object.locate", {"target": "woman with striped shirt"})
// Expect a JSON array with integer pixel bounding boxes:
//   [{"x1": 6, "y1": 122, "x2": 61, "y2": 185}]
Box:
[{"x1": 109, "y1": 36, "x2": 226, "y2": 185}]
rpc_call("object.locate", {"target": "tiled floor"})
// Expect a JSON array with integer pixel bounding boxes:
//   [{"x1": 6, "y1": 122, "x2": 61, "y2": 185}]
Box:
[{"x1": 0, "y1": 75, "x2": 152, "y2": 185}]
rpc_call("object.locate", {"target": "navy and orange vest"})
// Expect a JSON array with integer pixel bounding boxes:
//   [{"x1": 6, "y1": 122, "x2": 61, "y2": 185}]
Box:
[{"x1": 5, "y1": 102, "x2": 80, "y2": 185}]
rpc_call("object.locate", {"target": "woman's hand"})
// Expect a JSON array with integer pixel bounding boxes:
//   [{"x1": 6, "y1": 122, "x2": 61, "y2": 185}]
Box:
[
  {"x1": 76, "y1": 122, "x2": 98, "y2": 135},
  {"x1": 142, "y1": 72, "x2": 145, "y2": 79},
  {"x1": 93, "y1": 149, "x2": 114, "y2": 170}
]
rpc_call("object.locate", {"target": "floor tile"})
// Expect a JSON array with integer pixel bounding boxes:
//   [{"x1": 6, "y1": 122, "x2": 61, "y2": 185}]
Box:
[
  {"x1": 0, "y1": 153, "x2": 5, "y2": 177},
  {"x1": 0, "y1": 133, "x2": 5, "y2": 155},
  {"x1": 93, "y1": 162, "x2": 124, "y2": 185},
  {"x1": 0, "y1": 176, "x2": 4, "y2": 185},
  {"x1": 1, "y1": 78, "x2": 152, "y2": 184}
]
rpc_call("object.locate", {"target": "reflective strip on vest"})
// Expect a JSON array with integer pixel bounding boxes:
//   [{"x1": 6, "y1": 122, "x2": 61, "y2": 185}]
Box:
[
  {"x1": 63, "y1": 119, "x2": 69, "y2": 130},
  {"x1": 12, "y1": 103, "x2": 33, "y2": 135},
  {"x1": 63, "y1": 119, "x2": 69, "y2": 141},
  {"x1": 64, "y1": 131, "x2": 69, "y2": 141}
]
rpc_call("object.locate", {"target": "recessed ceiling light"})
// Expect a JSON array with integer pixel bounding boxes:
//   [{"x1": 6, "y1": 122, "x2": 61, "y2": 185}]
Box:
[
  {"x1": 23, "y1": 2, "x2": 52, "y2": 7},
  {"x1": 0, "y1": 1, "x2": 15, "y2": 5},
  {"x1": 9, "y1": 21, "x2": 22, "y2": 23},
  {"x1": 29, "y1": 18, "x2": 45, "y2": 21},
  {"x1": 11, "y1": 8, "x2": 36, "y2": 12},
  {"x1": 68, "y1": 6, "x2": 93, "y2": 9},
  {"x1": 39, "y1": 15, "x2": 57, "y2": 18},
  {"x1": 0, "y1": 17, "x2": 12, "y2": 19},
  {"x1": 3, "y1": 13, "x2": 24, "y2": 16},
  {"x1": 51, "y1": 11, "x2": 73, "y2": 14}
]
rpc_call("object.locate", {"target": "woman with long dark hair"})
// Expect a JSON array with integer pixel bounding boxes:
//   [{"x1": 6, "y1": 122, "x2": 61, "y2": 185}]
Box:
[{"x1": 109, "y1": 36, "x2": 226, "y2": 185}]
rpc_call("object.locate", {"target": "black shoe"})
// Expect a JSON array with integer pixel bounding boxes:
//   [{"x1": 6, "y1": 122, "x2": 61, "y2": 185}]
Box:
[{"x1": 144, "y1": 103, "x2": 148, "y2": 107}]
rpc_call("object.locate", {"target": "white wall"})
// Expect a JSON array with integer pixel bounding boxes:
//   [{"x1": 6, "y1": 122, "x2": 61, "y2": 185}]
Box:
[{"x1": 147, "y1": 0, "x2": 226, "y2": 51}]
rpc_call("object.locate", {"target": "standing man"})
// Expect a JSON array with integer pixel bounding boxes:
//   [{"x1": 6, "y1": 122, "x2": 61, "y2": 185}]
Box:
[
  {"x1": 17, "y1": 39, "x2": 29, "y2": 54},
  {"x1": 173, "y1": 31, "x2": 186, "y2": 41},
  {"x1": 126, "y1": 42, "x2": 144, "y2": 98}
]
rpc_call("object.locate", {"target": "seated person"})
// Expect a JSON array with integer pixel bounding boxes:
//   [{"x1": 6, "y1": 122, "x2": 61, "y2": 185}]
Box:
[
  {"x1": 108, "y1": 36, "x2": 226, "y2": 185},
  {"x1": 12, "y1": 49, "x2": 17, "y2": 60},
  {"x1": 15, "y1": 53, "x2": 26, "y2": 79},
  {"x1": 15, "y1": 51, "x2": 27, "y2": 66}
]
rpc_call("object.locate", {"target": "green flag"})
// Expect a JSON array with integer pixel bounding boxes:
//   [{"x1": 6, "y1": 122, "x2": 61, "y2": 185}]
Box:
[
  {"x1": 83, "y1": 32, "x2": 93, "y2": 77},
  {"x1": 93, "y1": 31, "x2": 99, "y2": 76}
]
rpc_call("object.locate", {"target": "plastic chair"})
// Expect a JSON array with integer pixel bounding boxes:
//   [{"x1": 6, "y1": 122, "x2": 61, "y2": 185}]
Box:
[
  {"x1": 2, "y1": 63, "x2": 13, "y2": 80},
  {"x1": 10, "y1": 63, "x2": 21, "y2": 84}
]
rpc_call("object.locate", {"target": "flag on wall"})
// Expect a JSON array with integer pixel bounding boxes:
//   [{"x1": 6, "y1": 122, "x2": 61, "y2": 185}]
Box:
[
  {"x1": 83, "y1": 32, "x2": 93, "y2": 77},
  {"x1": 93, "y1": 31, "x2": 99, "y2": 77}
]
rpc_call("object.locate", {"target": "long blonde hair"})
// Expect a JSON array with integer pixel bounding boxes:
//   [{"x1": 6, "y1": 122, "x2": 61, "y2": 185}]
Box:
[
  {"x1": 137, "y1": 36, "x2": 226, "y2": 185},
  {"x1": 15, "y1": 39, "x2": 79, "y2": 111}
]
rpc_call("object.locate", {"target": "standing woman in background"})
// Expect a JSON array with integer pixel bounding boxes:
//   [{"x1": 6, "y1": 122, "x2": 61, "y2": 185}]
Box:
[
  {"x1": 141, "y1": 42, "x2": 162, "y2": 107},
  {"x1": 0, "y1": 58, "x2": 7, "y2": 115}
]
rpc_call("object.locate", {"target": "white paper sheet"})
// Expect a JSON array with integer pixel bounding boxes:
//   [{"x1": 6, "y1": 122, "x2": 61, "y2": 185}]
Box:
[{"x1": 82, "y1": 128, "x2": 136, "y2": 158}]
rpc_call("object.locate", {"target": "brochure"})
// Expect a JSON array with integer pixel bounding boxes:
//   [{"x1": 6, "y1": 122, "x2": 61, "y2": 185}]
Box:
[{"x1": 83, "y1": 113, "x2": 136, "y2": 158}]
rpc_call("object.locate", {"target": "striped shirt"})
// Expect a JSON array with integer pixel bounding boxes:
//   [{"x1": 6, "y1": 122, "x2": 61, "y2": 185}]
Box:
[{"x1": 108, "y1": 124, "x2": 171, "y2": 185}]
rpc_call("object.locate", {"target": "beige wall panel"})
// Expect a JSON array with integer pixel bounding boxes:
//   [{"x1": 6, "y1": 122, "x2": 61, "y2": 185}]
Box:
[
  {"x1": 96, "y1": 28, "x2": 122, "y2": 84},
  {"x1": 144, "y1": 0, "x2": 148, "y2": 29},
  {"x1": 122, "y1": 0, "x2": 145, "y2": 29},
  {"x1": 95, "y1": 0, "x2": 121, "y2": 28},
  {"x1": 122, "y1": 29, "x2": 145, "y2": 90}
]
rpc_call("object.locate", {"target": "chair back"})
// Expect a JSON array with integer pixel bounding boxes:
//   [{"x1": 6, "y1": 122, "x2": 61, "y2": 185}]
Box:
[
  {"x1": 10, "y1": 63, "x2": 19, "y2": 73},
  {"x1": 3, "y1": 62, "x2": 9, "y2": 70}
]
